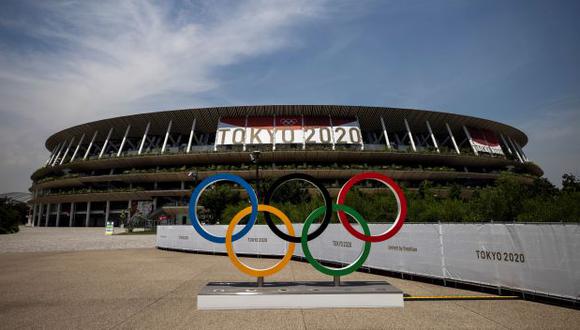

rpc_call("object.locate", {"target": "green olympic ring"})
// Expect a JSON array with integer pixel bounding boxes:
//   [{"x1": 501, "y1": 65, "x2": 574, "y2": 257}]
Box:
[{"x1": 301, "y1": 204, "x2": 372, "y2": 277}]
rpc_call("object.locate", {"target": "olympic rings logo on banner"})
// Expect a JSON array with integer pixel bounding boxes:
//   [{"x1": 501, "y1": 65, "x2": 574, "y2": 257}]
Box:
[
  {"x1": 188, "y1": 172, "x2": 407, "y2": 278},
  {"x1": 280, "y1": 118, "x2": 298, "y2": 126}
]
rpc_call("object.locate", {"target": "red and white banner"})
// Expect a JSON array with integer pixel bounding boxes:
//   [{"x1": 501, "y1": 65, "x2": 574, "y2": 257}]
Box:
[
  {"x1": 467, "y1": 127, "x2": 504, "y2": 155},
  {"x1": 215, "y1": 116, "x2": 363, "y2": 146}
]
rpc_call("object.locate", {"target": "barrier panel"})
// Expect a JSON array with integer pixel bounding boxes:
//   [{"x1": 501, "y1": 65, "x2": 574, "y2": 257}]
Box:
[
  {"x1": 366, "y1": 223, "x2": 444, "y2": 278},
  {"x1": 156, "y1": 223, "x2": 579, "y2": 301},
  {"x1": 440, "y1": 224, "x2": 580, "y2": 300}
]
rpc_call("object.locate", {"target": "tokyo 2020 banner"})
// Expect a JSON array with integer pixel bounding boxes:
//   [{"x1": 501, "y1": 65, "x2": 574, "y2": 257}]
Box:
[
  {"x1": 214, "y1": 116, "x2": 363, "y2": 146},
  {"x1": 188, "y1": 172, "x2": 407, "y2": 278}
]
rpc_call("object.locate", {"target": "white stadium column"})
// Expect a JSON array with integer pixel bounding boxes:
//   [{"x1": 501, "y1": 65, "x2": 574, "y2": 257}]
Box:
[
  {"x1": 161, "y1": 120, "x2": 173, "y2": 153},
  {"x1": 99, "y1": 127, "x2": 114, "y2": 159},
  {"x1": 69, "y1": 133, "x2": 85, "y2": 163},
  {"x1": 49, "y1": 142, "x2": 63, "y2": 165},
  {"x1": 55, "y1": 203, "x2": 61, "y2": 227},
  {"x1": 31, "y1": 203, "x2": 38, "y2": 228},
  {"x1": 117, "y1": 125, "x2": 131, "y2": 157},
  {"x1": 499, "y1": 134, "x2": 513, "y2": 156},
  {"x1": 41, "y1": 203, "x2": 47, "y2": 226},
  {"x1": 329, "y1": 114, "x2": 336, "y2": 151},
  {"x1": 404, "y1": 118, "x2": 417, "y2": 152},
  {"x1": 51, "y1": 141, "x2": 67, "y2": 166},
  {"x1": 380, "y1": 116, "x2": 391, "y2": 149},
  {"x1": 508, "y1": 136, "x2": 524, "y2": 163},
  {"x1": 213, "y1": 117, "x2": 221, "y2": 152},
  {"x1": 513, "y1": 140, "x2": 528, "y2": 161},
  {"x1": 44, "y1": 151, "x2": 54, "y2": 166},
  {"x1": 301, "y1": 115, "x2": 306, "y2": 150},
  {"x1": 356, "y1": 116, "x2": 365, "y2": 150},
  {"x1": 445, "y1": 123, "x2": 460, "y2": 154},
  {"x1": 69, "y1": 202, "x2": 75, "y2": 227},
  {"x1": 59, "y1": 138, "x2": 75, "y2": 165},
  {"x1": 272, "y1": 115, "x2": 276, "y2": 151},
  {"x1": 186, "y1": 118, "x2": 196, "y2": 153},
  {"x1": 462, "y1": 125, "x2": 478, "y2": 156},
  {"x1": 36, "y1": 203, "x2": 43, "y2": 226},
  {"x1": 426, "y1": 120, "x2": 440, "y2": 153},
  {"x1": 33, "y1": 203, "x2": 39, "y2": 226},
  {"x1": 105, "y1": 200, "x2": 110, "y2": 225},
  {"x1": 85, "y1": 201, "x2": 91, "y2": 227},
  {"x1": 242, "y1": 116, "x2": 247, "y2": 152},
  {"x1": 45, "y1": 143, "x2": 60, "y2": 166},
  {"x1": 44, "y1": 154, "x2": 53, "y2": 167},
  {"x1": 45, "y1": 203, "x2": 50, "y2": 227},
  {"x1": 138, "y1": 122, "x2": 150, "y2": 155},
  {"x1": 84, "y1": 131, "x2": 99, "y2": 160},
  {"x1": 31, "y1": 190, "x2": 38, "y2": 227}
]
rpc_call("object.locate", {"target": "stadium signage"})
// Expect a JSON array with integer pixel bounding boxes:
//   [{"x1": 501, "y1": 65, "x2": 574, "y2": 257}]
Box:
[
  {"x1": 215, "y1": 116, "x2": 363, "y2": 146},
  {"x1": 467, "y1": 127, "x2": 504, "y2": 155}
]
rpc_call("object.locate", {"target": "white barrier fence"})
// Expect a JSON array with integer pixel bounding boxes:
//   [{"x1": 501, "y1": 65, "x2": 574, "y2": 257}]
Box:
[{"x1": 156, "y1": 223, "x2": 580, "y2": 301}]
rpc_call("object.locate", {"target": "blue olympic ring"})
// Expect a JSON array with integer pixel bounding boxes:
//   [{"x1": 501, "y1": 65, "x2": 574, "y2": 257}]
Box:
[{"x1": 189, "y1": 173, "x2": 258, "y2": 243}]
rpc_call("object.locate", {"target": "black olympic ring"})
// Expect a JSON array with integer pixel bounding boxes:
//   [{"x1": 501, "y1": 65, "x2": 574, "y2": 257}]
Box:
[{"x1": 263, "y1": 173, "x2": 332, "y2": 243}]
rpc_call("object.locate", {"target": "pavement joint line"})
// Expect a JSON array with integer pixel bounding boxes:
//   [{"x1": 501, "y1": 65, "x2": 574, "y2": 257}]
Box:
[
  {"x1": 404, "y1": 295, "x2": 520, "y2": 301},
  {"x1": 290, "y1": 259, "x2": 309, "y2": 330},
  {"x1": 449, "y1": 296, "x2": 512, "y2": 329},
  {"x1": 399, "y1": 274, "x2": 512, "y2": 329}
]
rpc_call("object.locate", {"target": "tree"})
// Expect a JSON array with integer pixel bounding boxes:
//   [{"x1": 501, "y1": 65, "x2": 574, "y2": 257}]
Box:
[
  {"x1": 448, "y1": 184, "x2": 462, "y2": 200},
  {"x1": 471, "y1": 173, "x2": 528, "y2": 221},
  {"x1": 417, "y1": 180, "x2": 434, "y2": 199},
  {"x1": 198, "y1": 184, "x2": 241, "y2": 224},
  {"x1": 344, "y1": 188, "x2": 397, "y2": 223},
  {"x1": 562, "y1": 173, "x2": 580, "y2": 193},
  {"x1": 529, "y1": 177, "x2": 558, "y2": 197},
  {"x1": 0, "y1": 199, "x2": 21, "y2": 234},
  {"x1": 269, "y1": 180, "x2": 312, "y2": 205}
]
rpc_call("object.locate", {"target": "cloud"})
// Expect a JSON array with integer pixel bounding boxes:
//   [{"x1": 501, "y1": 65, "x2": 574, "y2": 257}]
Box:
[{"x1": 0, "y1": 0, "x2": 325, "y2": 191}]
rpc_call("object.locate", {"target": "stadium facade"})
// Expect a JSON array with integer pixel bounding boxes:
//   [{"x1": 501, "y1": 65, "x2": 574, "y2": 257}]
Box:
[{"x1": 29, "y1": 105, "x2": 542, "y2": 227}]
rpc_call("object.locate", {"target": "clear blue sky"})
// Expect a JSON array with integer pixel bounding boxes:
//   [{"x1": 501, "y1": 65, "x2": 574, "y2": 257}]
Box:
[{"x1": 0, "y1": 0, "x2": 578, "y2": 191}]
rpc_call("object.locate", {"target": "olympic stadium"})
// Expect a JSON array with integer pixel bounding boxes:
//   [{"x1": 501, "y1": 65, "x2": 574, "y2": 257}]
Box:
[{"x1": 29, "y1": 105, "x2": 543, "y2": 228}]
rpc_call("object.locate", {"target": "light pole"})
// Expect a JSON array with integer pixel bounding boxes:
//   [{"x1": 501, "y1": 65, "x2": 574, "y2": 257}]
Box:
[
  {"x1": 249, "y1": 150, "x2": 263, "y2": 287},
  {"x1": 250, "y1": 150, "x2": 261, "y2": 200}
]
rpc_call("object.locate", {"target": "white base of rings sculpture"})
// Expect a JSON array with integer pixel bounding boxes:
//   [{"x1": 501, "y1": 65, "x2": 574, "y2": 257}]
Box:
[
  {"x1": 197, "y1": 281, "x2": 403, "y2": 310},
  {"x1": 189, "y1": 172, "x2": 407, "y2": 310}
]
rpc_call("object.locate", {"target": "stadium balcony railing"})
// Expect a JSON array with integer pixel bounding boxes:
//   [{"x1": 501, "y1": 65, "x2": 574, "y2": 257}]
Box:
[{"x1": 47, "y1": 140, "x2": 522, "y2": 169}]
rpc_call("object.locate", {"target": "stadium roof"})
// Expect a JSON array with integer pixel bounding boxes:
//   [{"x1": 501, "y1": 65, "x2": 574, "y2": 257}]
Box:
[{"x1": 45, "y1": 105, "x2": 528, "y2": 149}]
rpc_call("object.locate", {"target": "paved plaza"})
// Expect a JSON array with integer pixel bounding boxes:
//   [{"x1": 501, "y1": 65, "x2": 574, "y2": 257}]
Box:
[
  {"x1": 0, "y1": 228, "x2": 578, "y2": 329},
  {"x1": 0, "y1": 227, "x2": 155, "y2": 253}
]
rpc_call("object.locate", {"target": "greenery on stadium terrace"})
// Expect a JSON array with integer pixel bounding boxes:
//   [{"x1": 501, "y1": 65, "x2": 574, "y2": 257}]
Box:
[{"x1": 199, "y1": 173, "x2": 580, "y2": 224}]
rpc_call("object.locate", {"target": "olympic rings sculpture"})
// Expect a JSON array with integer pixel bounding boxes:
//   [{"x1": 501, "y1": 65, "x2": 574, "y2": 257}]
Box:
[{"x1": 189, "y1": 172, "x2": 407, "y2": 278}]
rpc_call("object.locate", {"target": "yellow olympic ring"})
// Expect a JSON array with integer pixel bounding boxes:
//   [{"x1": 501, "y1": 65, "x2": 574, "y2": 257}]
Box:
[{"x1": 225, "y1": 204, "x2": 295, "y2": 277}]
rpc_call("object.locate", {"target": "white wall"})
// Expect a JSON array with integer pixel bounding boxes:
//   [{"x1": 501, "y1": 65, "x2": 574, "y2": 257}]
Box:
[{"x1": 157, "y1": 223, "x2": 580, "y2": 301}]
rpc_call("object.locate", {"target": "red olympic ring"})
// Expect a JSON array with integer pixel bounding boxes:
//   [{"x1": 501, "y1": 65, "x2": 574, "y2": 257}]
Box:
[{"x1": 336, "y1": 172, "x2": 407, "y2": 243}]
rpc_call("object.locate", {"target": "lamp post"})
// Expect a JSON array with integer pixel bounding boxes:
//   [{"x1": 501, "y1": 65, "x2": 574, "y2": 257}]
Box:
[
  {"x1": 250, "y1": 150, "x2": 261, "y2": 200},
  {"x1": 250, "y1": 150, "x2": 262, "y2": 286}
]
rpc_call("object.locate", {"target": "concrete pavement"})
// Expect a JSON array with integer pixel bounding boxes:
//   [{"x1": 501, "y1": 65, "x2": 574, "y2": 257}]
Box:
[
  {"x1": 0, "y1": 248, "x2": 578, "y2": 329},
  {"x1": 0, "y1": 227, "x2": 155, "y2": 253}
]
